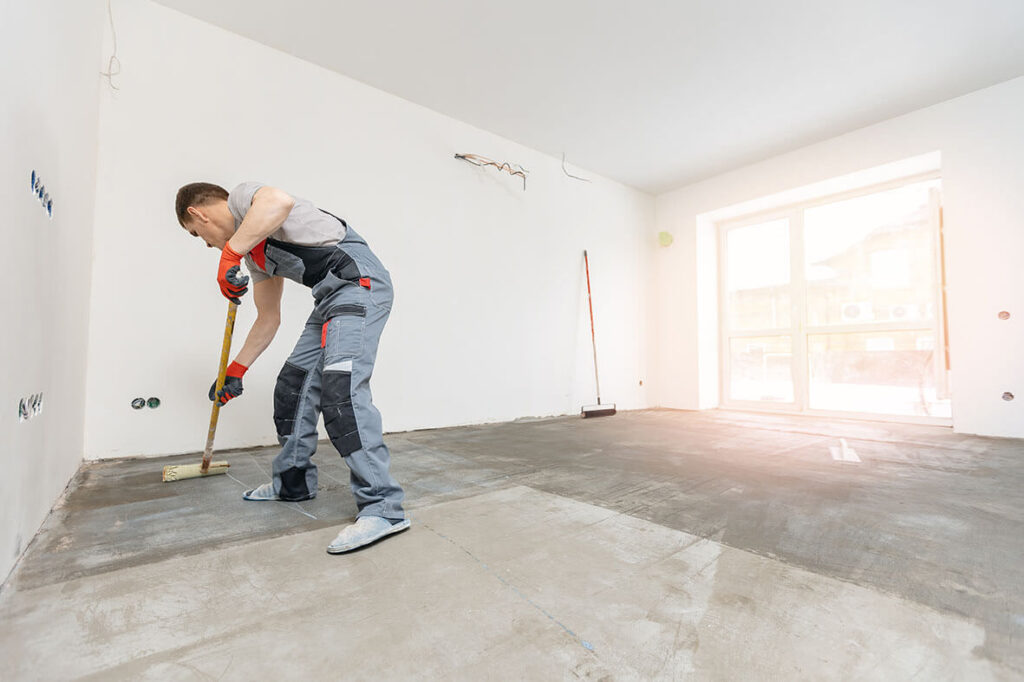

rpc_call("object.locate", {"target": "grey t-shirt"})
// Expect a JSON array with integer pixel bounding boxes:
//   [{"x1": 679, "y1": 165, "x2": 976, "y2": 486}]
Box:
[{"x1": 227, "y1": 181, "x2": 346, "y2": 283}]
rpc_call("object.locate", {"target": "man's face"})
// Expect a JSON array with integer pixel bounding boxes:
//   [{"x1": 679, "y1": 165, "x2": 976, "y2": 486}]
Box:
[{"x1": 183, "y1": 201, "x2": 233, "y2": 249}]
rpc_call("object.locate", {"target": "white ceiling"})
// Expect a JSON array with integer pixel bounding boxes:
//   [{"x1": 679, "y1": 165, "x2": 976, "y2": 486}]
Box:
[{"x1": 155, "y1": 0, "x2": 1024, "y2": 193}]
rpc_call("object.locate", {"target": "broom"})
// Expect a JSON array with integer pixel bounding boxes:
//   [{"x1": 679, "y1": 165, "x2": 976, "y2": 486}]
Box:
[
  {"x1": 581, "y1": 250, "x2": 616, "y2": 418},
  {"x1": 161, "y1": 301, "x2": 236, "y2": 481}
]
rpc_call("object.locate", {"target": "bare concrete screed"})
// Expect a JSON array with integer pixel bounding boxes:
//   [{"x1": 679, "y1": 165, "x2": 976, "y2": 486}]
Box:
[{"x1": 1, "y1": 410, "x2": 1021, "y2": 679}]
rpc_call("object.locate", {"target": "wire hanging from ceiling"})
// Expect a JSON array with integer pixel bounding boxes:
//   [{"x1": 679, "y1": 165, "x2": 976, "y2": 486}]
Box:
[
  {"x1": 561, "y1": 152, "x2": 591, "y2": 183},
  {"x1": 99, "y1": 0, "x2": 121, "y2": 90},
  {"x1": 455, "y1": 153, "x2": 528, "y2": 190}
]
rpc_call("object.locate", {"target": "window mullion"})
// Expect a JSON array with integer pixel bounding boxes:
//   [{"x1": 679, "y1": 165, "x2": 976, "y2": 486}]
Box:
[{"x1": 790, "y1": 208, "x2": 809, "y2": 411}]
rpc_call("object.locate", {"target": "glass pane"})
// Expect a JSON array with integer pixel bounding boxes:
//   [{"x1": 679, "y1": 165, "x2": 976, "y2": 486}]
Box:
[
  {"x1": 808, "y1": 331, "x2": 950, "y2": 417},
  {"x1": 726, "y1": 219, "x2": 790, "y2": 330},
  {"x1": 729, "y1": 336, "x2": 794, "y2": 403},
  {"x1": 803, "y1": 180, "x2": 940, "y2": 326}
]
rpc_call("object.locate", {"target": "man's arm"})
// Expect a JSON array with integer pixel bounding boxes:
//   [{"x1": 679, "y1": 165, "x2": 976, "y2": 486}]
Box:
[
  {"x1": 228, "y1": 186, "x2": 295, "y2": 255},
  {"x1": 234, "y1": 276, "x2": 284, "y2": 367}
]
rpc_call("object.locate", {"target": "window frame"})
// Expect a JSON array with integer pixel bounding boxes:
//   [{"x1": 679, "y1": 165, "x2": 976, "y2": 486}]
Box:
[{"x1": 717, "y1": 170, "x2": 951, "y2": 425}]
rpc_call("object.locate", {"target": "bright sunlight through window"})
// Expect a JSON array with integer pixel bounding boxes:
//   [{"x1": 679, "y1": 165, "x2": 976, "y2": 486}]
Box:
[{"x1": 720, "y1": 177, "x2": 950, "y2": 420}]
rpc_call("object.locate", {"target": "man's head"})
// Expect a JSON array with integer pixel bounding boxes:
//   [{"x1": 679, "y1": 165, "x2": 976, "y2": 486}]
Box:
[{"x1": 175, "y1": 182, "x2": 234, "y2": 249}]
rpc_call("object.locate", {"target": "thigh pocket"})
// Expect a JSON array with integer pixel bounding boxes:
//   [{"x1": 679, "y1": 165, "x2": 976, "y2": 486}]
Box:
[
  {"x1": 322, "y1": 365, "x2": 362, "y2": 456},
  {"x1": 322, "y1": 304, "x2": 366, "y2": 363}
]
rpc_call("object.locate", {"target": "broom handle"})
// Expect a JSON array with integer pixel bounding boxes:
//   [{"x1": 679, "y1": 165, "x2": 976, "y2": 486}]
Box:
[
  {"x1": 201, "y1": 301, "x2": 238, "y2": 473},
  {"x1": 583, "y1": 250, "x2": 602, "y2": 405}
]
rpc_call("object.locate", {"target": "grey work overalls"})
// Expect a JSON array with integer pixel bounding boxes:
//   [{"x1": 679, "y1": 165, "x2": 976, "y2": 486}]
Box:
[{"x1": 251, "y1": 213, "x2": 405, "y2": 520}]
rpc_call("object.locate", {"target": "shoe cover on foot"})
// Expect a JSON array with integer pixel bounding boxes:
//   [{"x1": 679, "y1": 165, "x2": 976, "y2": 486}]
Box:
[
  {"x1": 242, "y1": 482, "x2": 279, "y2": 501},
  {"x1": 327, "y1": 516, "x2": 410, "y2": 554}
]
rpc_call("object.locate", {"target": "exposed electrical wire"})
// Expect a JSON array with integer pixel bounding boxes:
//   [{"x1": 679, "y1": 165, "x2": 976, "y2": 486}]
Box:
[
  {"x1": 561, "y1": 152, "x2": 591, "y2": 183},
  {"x1": 99, "y1": 0, "x2": 121, "y2": 90},
  {"x1": 455, "y1": 153, "x2": 528, "y2": 190}
]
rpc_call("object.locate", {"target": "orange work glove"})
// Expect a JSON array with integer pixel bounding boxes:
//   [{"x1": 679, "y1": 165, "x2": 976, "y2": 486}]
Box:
[
  {"x1": 209, "y1": 361, "x2": 247, "y2": 406},
  {"x1": 217, "y1": 243, "x2": 250, "y2": 304}
]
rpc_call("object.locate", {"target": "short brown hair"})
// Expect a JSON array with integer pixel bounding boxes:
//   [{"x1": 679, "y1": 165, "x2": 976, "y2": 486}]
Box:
[{"x1": 175, "y1": 182, "x2": 228, "y2": 227}]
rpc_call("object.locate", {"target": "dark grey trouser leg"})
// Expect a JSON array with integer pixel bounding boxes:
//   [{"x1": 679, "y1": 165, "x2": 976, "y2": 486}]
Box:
[
  {"x1": 320, "y1": 282, "x2": 405, "y2": 520},
  {"x1": 271, "y1": 317, "x2": 324, "y2": 500}
]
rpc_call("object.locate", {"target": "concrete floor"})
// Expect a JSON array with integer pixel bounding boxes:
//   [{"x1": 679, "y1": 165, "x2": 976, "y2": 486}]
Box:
[{"x1": 1, "y1": 409, "x2": 1022, "y2": 680}]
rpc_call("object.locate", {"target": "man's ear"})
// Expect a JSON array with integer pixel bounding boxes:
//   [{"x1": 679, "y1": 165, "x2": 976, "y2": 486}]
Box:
[{"x1": 186, "y1": 205, "x2": 207, "y2": 223}]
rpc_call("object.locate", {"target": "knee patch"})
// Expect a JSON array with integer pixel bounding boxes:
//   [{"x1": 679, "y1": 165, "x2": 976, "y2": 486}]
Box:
[
  {"x1": 274, "y1": 362, "x2": 308, "y2": 437},
  {"x1": 321, "y1": 308, "x2": 366, "y2": 456},
  {"x1": 322, "y1": 362, "x2": 362, "y2": 456},
  {"x1": 278, "y1": 467, "x2": 310, "y2": 500}
]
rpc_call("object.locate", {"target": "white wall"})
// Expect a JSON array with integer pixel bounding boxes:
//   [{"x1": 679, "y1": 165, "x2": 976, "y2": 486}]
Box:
[
  {"x1": 84, "y1": 0, "x2": 654, "y2": 459},
  {"x1": 653, "y1": 77, "x2": 1024, "y2": 438},
  {"x1": 0, "y1": 0, "x2": 104, "y2": 580}
]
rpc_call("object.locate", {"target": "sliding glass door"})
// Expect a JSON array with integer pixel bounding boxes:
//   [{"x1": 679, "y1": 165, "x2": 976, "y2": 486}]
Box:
[{"x1": 720, "y1": 176, "x2": 950, "y2": 421}]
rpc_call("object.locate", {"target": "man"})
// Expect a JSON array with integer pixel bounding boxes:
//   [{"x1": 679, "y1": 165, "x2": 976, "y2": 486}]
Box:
[{"x1": 175, "y1": 181, "x2": 408, "y2": 554}]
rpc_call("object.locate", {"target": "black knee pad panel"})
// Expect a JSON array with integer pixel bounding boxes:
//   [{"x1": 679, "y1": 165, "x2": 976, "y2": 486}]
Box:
[
  {"x1": 274, "y1": 362, "x2": 308, "y2": 437},
  {"x1": 322, "y1": 370, "x2": 362, "y2": 456},
  {"x1": 278, "y1": 467, "x2": 311, "y2": 500}
]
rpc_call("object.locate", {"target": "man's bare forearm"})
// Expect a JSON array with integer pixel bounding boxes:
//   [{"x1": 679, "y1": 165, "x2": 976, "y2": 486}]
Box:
[
  {"x1": 234, "y1": 317, "x2": 280, "y2": 368},
  {"x1": 228, "y1": 187, "x2": 294, "y2": 254}
]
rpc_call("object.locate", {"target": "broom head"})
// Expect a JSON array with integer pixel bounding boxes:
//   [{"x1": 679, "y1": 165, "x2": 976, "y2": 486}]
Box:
[
  {"x1": 581, "y1": 403, "x2": 617, "y2": 418},
  {"x1": 162, "y1": 461, "x2": 230, "y2": 482}
]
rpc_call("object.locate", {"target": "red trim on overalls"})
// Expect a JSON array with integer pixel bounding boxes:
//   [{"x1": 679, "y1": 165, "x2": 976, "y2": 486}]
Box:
[
  {"x1": 321, "y1": 322, "x2": 328, "y2": 348},
  {"x1": 250, "y1": 239, "x2": 267, "y2": 270},
  {"x1": 359, "y1": 278, "x2": 371, "y2": 289}
]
